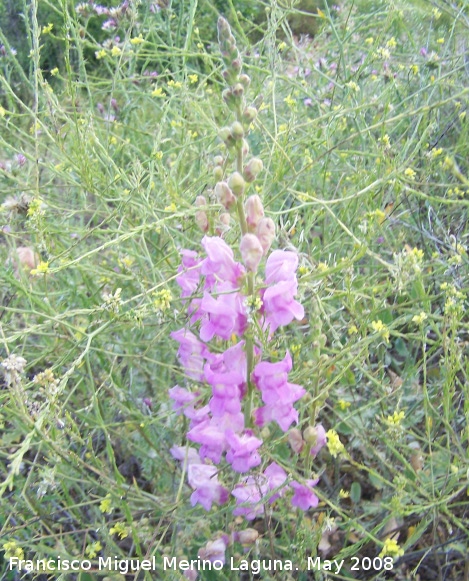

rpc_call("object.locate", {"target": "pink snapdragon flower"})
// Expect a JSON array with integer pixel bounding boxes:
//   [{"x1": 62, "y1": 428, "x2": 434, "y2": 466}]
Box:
[
  {"x1": 176, "y1": 249, "x2": 202, "y2": 298},
  {"x1": 262, "y1": 278, "x2": 304, "y2": 333},
  {"x1": 263, "y1": 462, "x2": 288, "y2": 502},
  {"x1": 232, "y1": 475, "x2": 268, "y2": 520},
  {"x1": 265, "y1": 250, "x2": 299, "y2": 283},
  {"x1": 204, "y1": 365, "x2": 244, "y2": 417},
  {"x1": 170, "y1": 329, "x2": 209, "y2": 381},
  {"x1": 252, "y1": 352, "x2": 305, "y2": 431},
  {"x1": 225, "y1": 430, "x2": 262, "y2": 473},
  {"x1": 187, "y1": 463, "x2": 229, "y2": 510},
  {"x1": 290, "y1": 479, "x2": 319, "y2": 510},
  {"x1": 198, "y1": 284, "x2": 247, "y2": 341},
  {"x1": 201, "y1": 236, "x2": 245, "y2": 289}
]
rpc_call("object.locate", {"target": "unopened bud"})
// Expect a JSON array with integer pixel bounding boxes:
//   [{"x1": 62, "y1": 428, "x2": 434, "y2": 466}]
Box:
[
  {"x1": 215, "y1": 181, "x2": 236, "y2": 209},
  {"x1": 231, "y1": 58, "x2": 242, "y2": 73},
  {"x1": 195, "y1": 210, "x2": 208, "y2": 232},
  {"x1": 236, "y1": 529, "x2": 259, "y2": 546},
  {"x1": 288, "y1": 428, "x2": 304, "y2": 454},
  {"x1": 243, "y1": 158, "x2": 263, "y2": 182},
  {"x1": 240, "y1": 233, "x2": 263, "y2": 272},
  {"x1": 213, "y1": 166, "x2": 224, "y2": 181},
  {"x1": 195, "y1": 195, "x2": 206, "y2": 207},
  {"x1": 303, "y1": 424, "x2": 327, "y2": 457},
  {"x1": 242, "y1": 106, "x2": 258, "y2": 124},
  {"x1": 241, "y1": 139, "x2": 249, "y2": 156},
  {"x1": 231, "y1": 121, "x2": 244, "y2": 140},
  {"x1": 245, "y1": 194, "x2": 264, "y2": 229},
  {"x1": 232, "y1": 83, "x2": 244, "y2": 98},
  {"x1": 239, "y1": 74, "x2": 251, "y2": 88},
  {"x1": 218, "y1": 126, "x2": 235, "y2": 148},
  {"x1": 214, "y1": 156, "x2": 224, "y2": 166},
  {"x1": 256, "y1": 217, "x2": 276, "y2": 254},
  {"x1": 409, "y1": 441, "x2": 423, "y2": 472},
  {"x1": 227, "y1": 172, "x2": 245, "y2": 196},
  {"x1": 219, "y1": 212, "x2": 231, "y2": 226}
]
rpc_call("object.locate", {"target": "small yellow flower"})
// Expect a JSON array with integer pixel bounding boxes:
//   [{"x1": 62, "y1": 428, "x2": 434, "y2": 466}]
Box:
[
  {"x1": 151, "y1": 87, "x2": 166, "y2": 98},
  {"x1": 326, "y1": 429, "x2": 345, "y2": 457},
  {"x1": 412, "y1": 312, "x2": 427, "y2": 325},
  {"x1": 404, "y1": 167, "x2": 416, "y2": 179},
  {"x1": 429, "y1": 147, "x2": 443, "y2": 158},
  {"x1": 365, "y1": 37, "x2": 374, "y2": 45},
  {"x1": 338, "y1": 399, "x2": 351, "y2": 411},
  {"x1": 410, "y1": 64, "x2": 419, "y2": 75},
  {"x1": 432, "y1": 8, "x2": 441, "y2": 19},
  {"x1": 95, "y1": 49, "x2": 107, "y2": 60},
  {"x1": 31, "y1": 261, "x2": 49, "y2": 276},
  {"x1": 298, "y1": 266, "x2": 308, "y2": 275},
  {"x1": 436, "y1": 38, "x2": 445, "y2": 44},
  {"x1": 284, "y1": 95, "x2": 296, "y2": 108},
  {"x1": 0, "y1": 106, "x2": 6, "y2": 117},
  {"x1": 386, "y1": 37, "x2": 397, "y2": 49},
  {"x1": 130, "y1": 34, "x2": 144, "y2": 45},
  {"x1": 111, "y1": 46, "x2": 122, "y2": 57},
  {"x1": 278, "y1": 41, "x2": 287, "y2": 51},
  {"x1": 164, "y1": 202, "x2": 177, "y2": 212},
  {"x1": 153, "y1": 150, "x2": 163, "y2": 160},
  {"x1": 167, "y1": 79, "x2": 182, "y2": 89},
  {"x1": 379, "y1": 538, "x2": 404, "y2": 558},
  {"x1": 345, "y1": 81, "x2": 360, "y2": 92},
  {"x1": 2, "y1": 541, "x2": 24, "y2": 560},
  {"x1": 109, "y1": 522, "x2": 129, "y2": 540},
  {"x1": 371, "y1": 320, "x2": 390, "y2": 343},
  {"x1": 376, "y1": 47, "x2": 391, "y2": 60},
  {"x1": 348, "y1": 324, "x2": 358, "y2": 335},
  {"x1": 50, "y1": 67, "x2": 59, "y2": 76},
  {"x1": 339, "y1": 489, "x2": 350, "y2": 498},
  {"x1": 188, "y1": 74, "x2": 198, "y2": 84},
  {"x1": 85, "y1": 541, "x2": 102, "y2": 558},
  {"x1": 100, "y1": 494, "x2": 113, "y2": 514},
  {"x1": 42, "y1": 23, "x2": 54, "y2": 35},
  {"x1": 153, "y1": 289, "x2": 173, "y2": 311},
  {"x1": 386, "y1": 410, "x2": 405, "y2": 426}
]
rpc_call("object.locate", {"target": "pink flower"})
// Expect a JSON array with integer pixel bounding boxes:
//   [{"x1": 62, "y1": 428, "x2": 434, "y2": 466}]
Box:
[
  {"x1": 240, "y1": 233, "x2": 263, "y2": 272},
  {"x1": 170, "y1": 445, "x2": 201, "y2": 465},
  {"x1": 264, "y1": 462, "x2": 288, "y2": 502},
  {"x1": 232, "y1": 475, "x2": 268, "y2": 520},
  {"x1": 254, "y1": 404, "x2": 299, "y2": 432},
  {"x1": 170, "y1": 328, "x2": 208, "y2": 381},
  {"x1": 201, "y1": 236, "x2": 245, "y2": 289},
  {"x1": 204, "y1": 365, "x2": 244, "y2": 417},
  {"x1": 265, "y1": 250, "x2": 299, "y2": 283},
  {"x1": 176, "y1": 250, "x2": 201, "y2": 298},
  {"x1": 262, "y1": 278, "x2": 304, "y2": 332},
  {"x1": 198, "y1": 537, "x2": 228, "y2": 563},
  {"x1": 199, "y1": 286, "x2": 247, "y2": 341},
  {"x1": 290, "y1": 480, "x2": 319, "y2": 510},
  {"x1": 187, "y1": 420, "x2": 227, "y2": 464},
  {"x1": 225, "y1": 430, "x2": 262, "y2": 473},
  {"x1": 187, "y1": 464, "x2": 229, "y2": 510}
]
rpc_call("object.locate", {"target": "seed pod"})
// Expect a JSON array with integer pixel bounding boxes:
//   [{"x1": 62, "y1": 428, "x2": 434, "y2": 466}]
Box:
[
  {"x1": 231, "y1": 121, "x2": 244, "y2": 140},
  {"x1": 239, "y1": 74, "x2": 251, "y2": 88},
  {"x1": 243, "y1": 106, "x2": 258, "y2": 124}
]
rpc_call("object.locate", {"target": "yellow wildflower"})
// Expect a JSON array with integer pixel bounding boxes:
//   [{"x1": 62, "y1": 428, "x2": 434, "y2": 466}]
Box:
[
  {"x1": 152, "y1": 87, "x2": 166, "y2": 98},
  {"x1": 109, "y1": 522, "x2": 129, "y2": 540},
  {"x1": 386, "y1": 37, "x2": 397, "y2": 48},
  {"x1": 99, "y1": 494, "x2": 113, "y2": 514},
  {"x1": 188, "y1": 74, "x2": 198, "y2": 84},
  {"x1": 326, "y1": 429, "x2": 345, "y2": 457},
  {"x1": 371, "y1": 320, "x2": 390, "y2": 343},
  {"x1": 365, "y1": 37, "x2": 374, "y2": 45},
  {"x1": 130, "y1": 34, "x2": 144, "y2": 45},
  {"x1": 339, "y1": 489, "x2": 350, "y2": 498},
  {"x1": 50, "y1": 67, "x2": 59, "y2": 76},
  {"x1": 412, "y1": 312, "x2": 427, "y2": 325},
  {"x1": 338, "y1": 399, "x2": 351, "y2": 411},
  {"x1": 111, "y1": 46, "x2": 122, "y2": 57},
  {"x1": 379, "y1": 538, "x2": 404, "y2": 558},
  {"x1": 153, "y1": 289, "x2": 173, "y2": 311},
  {"x1": 404, "y1": 167, "x2": 416, "y2": 179},
  {"x1": 95, "y1": 49, "x2": 107, "y2": 60},
  {"x1": 164, "y1": 202, "x2": 177, "y2": 212},
  {"x1": 85, "y1": 541, "x2": 102, "y2": 558},
  {"x1": 386, "y1": 410, "x2": 405, "y2": 426},
  {"x1": 42, "y1": 23, "x2": 54, "y2": 35},
  {"x1": 2, "y1": 541, "x2": 24, "y2": 560},
  {"x1": 284, "y1": 95, "x2": 296, "y2": 108},
  {"x1": 436, "y1": 38, "x2": 445, "y2": 44},
  {"x1": 31, "y1": 261, "x2": 49, "y2": 276},
  {"x1": 0, "y1": 106, "x2": 6, "y2": 117}
]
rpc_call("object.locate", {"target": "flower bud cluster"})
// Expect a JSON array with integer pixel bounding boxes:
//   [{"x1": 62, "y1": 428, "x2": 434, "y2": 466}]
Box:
[{"x1": 169, "y1": 18, "x2": 325, "y2": 537}]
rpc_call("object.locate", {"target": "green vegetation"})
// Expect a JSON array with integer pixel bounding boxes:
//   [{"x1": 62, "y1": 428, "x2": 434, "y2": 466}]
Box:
[{"x1": 0, "y1": 0, "x2": 468, "y2": 579}]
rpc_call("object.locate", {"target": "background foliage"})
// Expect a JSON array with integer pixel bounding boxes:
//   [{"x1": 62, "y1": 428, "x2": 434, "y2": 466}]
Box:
[{"x1": 0, "y1": 0, "x2": 468, "y2": 579}]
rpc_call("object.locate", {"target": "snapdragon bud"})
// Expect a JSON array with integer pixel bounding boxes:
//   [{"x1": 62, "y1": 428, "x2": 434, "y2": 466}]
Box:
[
  {"x1": 242, "y1": 106, "x2": 258, "y2": 124},
  {"x1": 243, "y1": 158, "x2": 263, "y2": 182},
  {"x1": 219, "y1": 212, "x2": 231, "y2": 226},
  {"x1": 195, "y1": 195, "x2": 209, "y2": 232},
  {"x1": 227, "y1": 172, "x2": 245, "y2": 196},
  {"x1": 288, "y1": 428, "x2": 304, "y2": 454},
  {"x1": 232, "y1": 83, "x2": 244, "y2": 98},
  {"x1": 241, "y1": 139, "x2": 249, "y2": 156},
  {"x1": 256, "y1": 217, "x2": 275, "y2": 254},
  {"x1": 240, "y1": 233, "x2": 263, "y2": 272},
  {"x1": 239, "y1": 74, "x2": 251, "y2": 88},
  {"x1": 245, "y1": 194, "x2": 264, "y2": 229},
  {"x1": 214, "y1": 156, "x2": 224, "y2": 166},
  {"x1": 218, "y1": 126, "x2": 235, "y2": 148},
  {"x1": 231, "y1": 121, "x2": 244, "y2": 140},
  {"x1": 216, "y1": 212, "x2": 231, "y2": 236},
  {"x1": 215, "y1": 181, "x2": 236, "y2": 209},
  {"x1": 235, "y1": 529, "x2": 259, "y2": 546},
  {"x1": 213, "y1": 166, "x2": 223, "y2": 181},
  {"x1": 222, "y1": 88, "x2": 236, "y2": 109}
]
